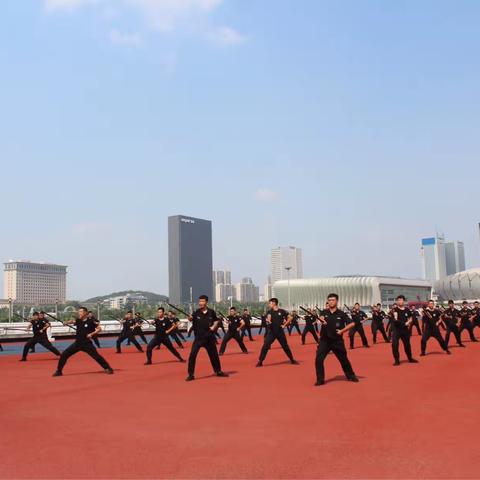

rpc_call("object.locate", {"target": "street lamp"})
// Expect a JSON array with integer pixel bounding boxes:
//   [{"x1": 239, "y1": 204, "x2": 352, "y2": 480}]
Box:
[{"x1": 285, "y1": 267, "x2": 292, "y2": 311}]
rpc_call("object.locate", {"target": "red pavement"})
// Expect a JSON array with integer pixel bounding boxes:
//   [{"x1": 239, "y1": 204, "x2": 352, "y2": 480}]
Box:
[{"x1": 1, "y1": 331, "x2": 480, "y2": 479}]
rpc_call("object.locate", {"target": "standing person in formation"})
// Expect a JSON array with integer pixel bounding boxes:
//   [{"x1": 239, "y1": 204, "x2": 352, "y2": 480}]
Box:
[
  {"x1": 371, "y1": 304, "x2": 389, "y2": 344},
  {"x1": 20, "y1": 311, "x2": 61, "y2": 362},
  {"x1": 53, "y1": 307, "x2": 113, "y2": 376},
  {"x1": 258, "y1": 312, "x2": 268, "y2": 336},
  {"x1": 130, "y1": 313, "x2": 148, "y2": 346},
  {"x1": 219, "y1": 307, "x2": 248, "y2": 355},
  {"x1": 348, "y1": 303, "x2": 369, "y2": 349},
  {"x1": 409, "y1": 306, "x2": 422, "y2": 336},
  {"x1": 389, "y1": 296, "x2": 419, "y2": 366},
  {"x1": 116, "y1": 311, "x2": 143, "y2": 353},
  {"x1": 186, "y1": 295, "x2": 229, "y2": 382},
  {"x1": 420, "y1": 300, "x2": 451, "y2": 356},
  {"x1": 241, "y1": 308, "x2": 254, "y2": 342},
  {"x1": 472, "y1": 301, "x2": 480, "y2": 332},
  {"x1": 443, "y1": 300, "x2": 465, "y2": 348},
  {"x1": 458, "y1": 301, "x2": 478, "y2": 342},
  {"x1": 216, "y1": 315, "x2": 226, "y2": 338},
  {"x1": 87, "y1": 311, "x2": 101, "y2": 348},
  {"x1": 256, "y1": 298, "x2": 299, "y2": 367},
  {"x1": 301, "y1": 309, "x2": 319, "y2": 345},
  {"x1": 168, "y1": 311, "x2": 185, "y2": 349},
  {"x1": 144, "y1": 308, "x2": 185, "y2": 365},
  {"x1": 287, "y1": 311, "x2": 302, "y2": 336},
  {"x1": 315, "y1": 293, "x2": 359, "y2": 386}
]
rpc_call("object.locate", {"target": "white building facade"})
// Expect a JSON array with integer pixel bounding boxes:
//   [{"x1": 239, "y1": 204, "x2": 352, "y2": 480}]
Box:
[
  {"x1": 273, "y1": 276, "x2": 432, "y2": 309},
  {"x1": 3, "y1": 261, "x2": 67, "y2": 304},
  {"x1": 434, "y1": 268, "x2": 480, "y2": 301}
]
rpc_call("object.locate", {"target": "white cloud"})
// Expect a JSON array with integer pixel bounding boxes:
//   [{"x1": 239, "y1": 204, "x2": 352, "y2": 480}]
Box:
[
  {"x1": 45, "y1": 0, "x2": 100, "y2": 11},
  {"x1": 109, "y1": 29, "x2": 142, "y2": 46},
  {"x1": 255, "y1": 189, "x2": 279, "y2": 203},
  {"x1": 207, "y1": 26, "x2": 246, "y2": 46},
  {"x1": 44, "y1": 0, "x2": 246, "y2": 48},
  {"x1": 125, "y1": 0, "x2": 222, "y2": 32}
]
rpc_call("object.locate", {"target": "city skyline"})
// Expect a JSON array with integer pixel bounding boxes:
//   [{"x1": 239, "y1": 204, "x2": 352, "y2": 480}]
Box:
[{"x1": 1, "y1": 0, "x2": 480, "y2": 299}]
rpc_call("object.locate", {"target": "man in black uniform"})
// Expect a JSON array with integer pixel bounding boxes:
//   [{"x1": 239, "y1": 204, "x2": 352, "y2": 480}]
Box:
[
  {"x1": 301, "y1": 309, "x2": 319, "y2": 345},
  {"x1": 287, "y1": 311, "x2": 302, "y2": 336},
  {"x1": 258, "y1": 313, "x2": 268, "y2": 336},
  {"x1": 53, "y1": 307, "x2": 113, "y2": 376},
  {"x1": 186, "y1": 295, "x2": 229, "y2": 382},
  {"x1": 116, "y1": 311, "x2": 143, "y2": 353},
  {"x1": 20, "y1": 311, "x2": 61, "y2": 361},
  {"x1": 458, "y1": 301, "x2": 478, "y2": 342},
  {"x1": 443, "y1": 300, "x2": 465, "y2": 348},
  {"x1": 472, "y1": 301, "x2": 480, "y2": 332},
  {"x1": 241, "y1": 308, "x2": 254, "y2": 341},
  {"x1": 371, "y1": 304, "x2": 389, "y2": 344},
  {"x1": 145, "y1": 308, "x2": 185, "y2": 365},
  {"x1": 389, "y1": 295, "x2": 419, "y2": 366},
  {"x1": 168, "y1": 311, "x2": 185, "y2": 349},
  {"x1": 348, "y1": 303, "x2": 369, "y2": 349},
  {"x1": 256, "y1": 298, "x2": 299, "y2": 367},
  {"x1": 409, "y1": 307, "x2": 422, "y2": 336},
  {"x1": 129, "y1": 313, "x2": 148, "y2": 345},
  {"x1": 315, "y1": 293, "x2": 358, "y2": 386},
  {"x1": 219, "y1": 307, "x2": 248, "y2": 355},
  {"x1": 87, "y1": 311, "x2": 101, "y2": 348},
  {"x1": 420, "y1": 300, "x2": 450, "y2": 356}
]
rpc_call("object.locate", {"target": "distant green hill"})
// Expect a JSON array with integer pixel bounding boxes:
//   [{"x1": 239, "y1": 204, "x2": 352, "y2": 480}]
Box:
[{"x1": 84, "y1": 290, "x2": 168, "y2": 305}]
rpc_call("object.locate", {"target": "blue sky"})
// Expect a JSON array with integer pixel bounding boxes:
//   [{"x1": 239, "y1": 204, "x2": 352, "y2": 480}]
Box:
[{"x1": 1, "y1": 0, "x2": 479, "y2": 299}]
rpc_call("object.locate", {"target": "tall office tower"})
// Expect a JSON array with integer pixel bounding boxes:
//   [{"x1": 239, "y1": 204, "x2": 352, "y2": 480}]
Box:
[
  {"x1": 264, "y1": 276, "x2": 273, "y2": 301},
  {"x1": 168, "y1": 215, "x2": 213, "y2": 304},
  {"x1": 212, "y1": 270, "x2": 225, "y2": 286},
  {"x1": 235, "y1": 277, "x2": 260, "y2": 303},
  {"x1": 421, "y1": 235, "x2": 447, "y2": 282},
  {"x1": 271, "y1": 246, "x2": 303, "y2": 284},
  {"x1": 215, "y1": 283, "x2": 236, "y2": 303},
  {"x1": 4, "y1": 260, "x2": 67, "y2": 304},
  {"x1": 445, "y1": 241, "x2": 466, "y2": 275}
]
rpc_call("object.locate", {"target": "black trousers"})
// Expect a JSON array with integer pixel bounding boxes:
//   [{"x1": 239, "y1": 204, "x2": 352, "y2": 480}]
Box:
[
  {"x1": 146, "y1": 335, "x2": 182, "y2": 362},
  {"x1": 421, "y1": 326, "x2": 448, "y2": 354},
  {"x1": 258, "y1": 329, "x2": 294, "y2": 363},
  {"x1": 391, "y1": 327, "x2": 413, "y2": 362},
  {"x1": 258, "y1": 323, "x2": 268, "y2": 336},
  {"x1": 242, "y1": 324, "x2": 254, "y2": 341},
  {"x1": 445, "y1": 323, "x2": 463, "y2": 347},
  {"x1": 170, "y1": 332, "x2": 184, "y2": 348},
  {"x1": 92, "y1": 336, "x2": 101, "y2": 348},
  {"x1": 57, "y1": 340, "x2": 111, "y2": 372},
  {"x1": 175, "y1": 329, "x2": 186, "y2": 341},
  {"x1": 301, "y1": 325, "x2": 319, "y2": 344},
  {"x1": 287, "y1": 322, "x2": 301, "y2": 336},
  {"x1": 188, "y1": 334, "x2": 222, "y2": 376},
  {"x1": 129, "y1": 327, "x2": 148, "y2": 345},
  {"x1": 22, "y1": 335, "x2": 60, "y2": 360},
  {"x1": 116, "y1": 331, "x2": 143, "y2": 352},
  {"x1": 409, "y1": 319, "x2": 422, "y2": 336},
  {"x1": 371, "y1": 321, "x2": 389, "y2": 343},
  {"x1": 349, "y1": 323, "x2": 368, "y2": 348},
  {"x1": 220, "y1": 330, "x2": 248, "y2": 354},
  {"x1": 315, "y1": 337, "x2": 355, "y2": 383},
  {"x1": 459, "y1": 322, "x2": 477, "y2": 342}
]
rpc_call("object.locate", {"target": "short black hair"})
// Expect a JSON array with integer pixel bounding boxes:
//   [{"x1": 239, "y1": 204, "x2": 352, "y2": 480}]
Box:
[
  {"x1": 428, "y1": 299, "x2": 434, "y2": 303},
  {"x1": 396, "y1": 295, "x2": 406, "y2": 301},
  {"x1": 243, "y1": 308, "x2": 248, "y2": 311},
  {"x1": 158, "y1": 307, "x2": 164, "y2": 312},
  {"x1": 32, "y1": 311, "x2": 39, "y2": 316},
  {"x1": 39, "y1": 311, "x2": 45, "y2": 314},
  {"x1": 199, "y1": 295, "x2": 209, "y2": 302},
  {"x1": 127, "y1": 310, "x2": 133, "y2": 314},
  {"x1": 376, "y1": 303, "x2": 381, "y2": 306},
  {"x1": 448, "y1": 300, "x2": 454, "y2": 304},
  {"x1": 354, "y1": 303, "x2": 360, "y2": 306},
  {"x1": 269, "y1": 297, "x2": 279, "y2": 305},
  {"x1": 327, "y1": 293, "x2": 338, "y2": 300},
  {"x1": 79, "y1": 307, "x2": 88, "y2": 313},
  {"x1": 230, "y1": 307, "x2": 236, "y2": 311},
  {"x1": 462, "y1": 300, "x2": 468, "y2": 305}
]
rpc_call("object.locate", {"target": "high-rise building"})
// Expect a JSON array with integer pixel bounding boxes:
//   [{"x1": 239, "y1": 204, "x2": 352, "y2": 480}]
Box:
[
  {"x1": 235, "y1": 277, "x2": 260, "y2": 303},
  {"x1": 445, "y1": 241, "x2": 466, "y2": 276},
  {"x1": 421, "y1": 234, "x2": 465, "y2": 282},
  {"x1": 212, "y1": 270, "x2": 234, "y2": 302},
  {"x1": 271, "y1": 246, "x2": 303, "y2": 284},
  {"x1": 4, "y1": 260, "x2": 67, "y2": 304},
  {"x1": 264, "y1": 276, "x2": 273, "y2": 301},
  {"x1": 168, "y1": 215, "x2": 213, "y2": 304}
]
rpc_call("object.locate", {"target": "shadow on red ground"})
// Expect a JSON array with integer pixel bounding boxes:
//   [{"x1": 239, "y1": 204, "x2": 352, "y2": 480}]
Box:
[{"x1": 1, "y1": 330, "x2": 480, "y2": 479}]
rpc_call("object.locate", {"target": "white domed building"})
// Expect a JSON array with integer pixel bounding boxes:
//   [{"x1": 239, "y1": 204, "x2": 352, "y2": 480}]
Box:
[{"x1": 434, "y1": 268, "x2": 480, "y2": 301}]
